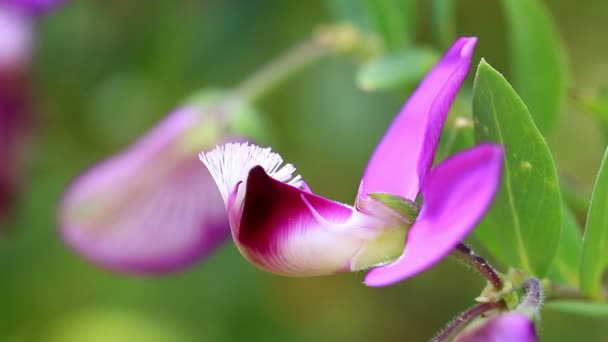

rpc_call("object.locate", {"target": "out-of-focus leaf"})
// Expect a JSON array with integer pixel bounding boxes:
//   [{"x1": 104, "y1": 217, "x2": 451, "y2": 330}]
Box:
[
  {"x1": 472, "y1": 60, "x2": 562, "y2": 277},
  {"x1": 560, "y1": 180, "x2": 592, "y2": 220},
  {"x1": 580, "y1": 146, "x2": 608, "y2": 299},
  {"x1": 356, "y1": 48, "x2": 439, "y2": 91},
  {"x1": 547, "y1": 204, "x2": 583, "y2": 287},
  {"x1": 501, "y1": 0, "x2": 567, "y2": 136},
  {"x1": 327, "y1": 0, "x2": 371, "y2": 32},
  {"x1": 571, "y1": 88, "x2": 608, "y2": 124},
  {"x1": 546, "y1": 300, "x2": 608, "y2": 317},
  {"x1": 327, "y1": 0, "x2": 416, "y2": 51},
  {"x1": 430, "y1": 0, "x2": 455, "y2": 49},
  {"x1": 363, "y1": 0, "x2": 416, "y2": 50},
  {"x1": 436, "y1": 95, "x2": 475, "y2": 162}
]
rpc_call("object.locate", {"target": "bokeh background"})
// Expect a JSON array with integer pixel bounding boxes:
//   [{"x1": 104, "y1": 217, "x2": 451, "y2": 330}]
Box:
[{"x1": 0, "y1": 0, "x2": 607, "y2": 341}]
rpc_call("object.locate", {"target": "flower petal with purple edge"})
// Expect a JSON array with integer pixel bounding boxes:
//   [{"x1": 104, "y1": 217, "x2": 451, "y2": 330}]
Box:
[
  {"x1": 60, "y1": 107, "x2": 231, "y2": 274},
  {"x1": 358, "y1": 37, "x2": 477, "y2": 201},
  {"x1": 454, "y1": 313, "x2": 538, "y2": 342},
  {"x1": 365, "y1": 143, "x2": 503, "y2": 287},
  {"x1": 200, "y1": 142, "x2": 412, "y2": 276},
  {"x1": 235, "y1": 166, "x2": 360, "y2": 275}
]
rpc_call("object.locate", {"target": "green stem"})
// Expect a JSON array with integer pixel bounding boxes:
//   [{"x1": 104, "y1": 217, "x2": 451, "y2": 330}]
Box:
[
  {"x1": 546, "y1": 281, "x2": 608, "y2": 301},
  {"x1": 236, "y1": 39, "x2": 329, "y2": 103}
]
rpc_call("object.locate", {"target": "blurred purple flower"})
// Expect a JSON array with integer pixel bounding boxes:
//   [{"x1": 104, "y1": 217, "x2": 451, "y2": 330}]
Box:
[
  {"x1": 60, "y1": 106, "x2": 236, "y2": 273},
  {"x1": 454, "y1": 313, "x2": 538, "y2": 342},
  {"x1": 0, "y1": 0, "x2": 61, "y2": 219},
  {"x1": 5, "y1": 0, "x2": 64, "y2": 15},
  {"x1": 200, "y1": 37, "x2": 504, "y2": 286}
]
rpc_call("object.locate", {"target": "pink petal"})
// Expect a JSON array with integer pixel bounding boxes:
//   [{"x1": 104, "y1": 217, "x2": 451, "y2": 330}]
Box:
[
  {"x1": 358, "y1": 37, "x2": 477, "y2": 201},
  {"x1": 0, "y1": 4, "x2": 32, "y2": 70},
  {"x1": 235, "y1": 166, "x2": 366, "y2": 276},
  {"x1": 59, "y1": 107, "x2": 231, "y2": 274},
  {"x1": 454, "y1": 313, "x2": 538, "y2": 342},
  {"x1": 364, "y1": 144, "x2": 503, "y2": 286}
]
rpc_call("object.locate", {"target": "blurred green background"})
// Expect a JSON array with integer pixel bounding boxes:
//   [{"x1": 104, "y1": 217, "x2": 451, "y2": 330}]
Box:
[{"x1": 0, "y1": 0, "x2": 607, "y2": 341}]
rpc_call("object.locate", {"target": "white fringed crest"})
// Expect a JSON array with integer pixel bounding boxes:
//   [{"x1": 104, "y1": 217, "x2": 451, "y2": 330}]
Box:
[{"x1": 200, "y1": 142, "x2": 303, "y2": 203}]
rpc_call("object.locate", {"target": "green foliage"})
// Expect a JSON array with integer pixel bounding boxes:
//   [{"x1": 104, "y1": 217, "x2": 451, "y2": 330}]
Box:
[
  {"x1": 356, "y1": 48, "x2": 439, "y2": 91},
  {"x1": 546, "y1": 205, "x2": 583, "y2": 287},
  {"x1": 501, "y1": 0, "x2": 567, "y2": 136},
  {"x1": 546, "y1": 300, "x2": 608, "y2": 317},
  {"x1": 580, "y1": 146, "x2": 608, "y2": 299},
  {"x1": 430, "y1": 0, "x2": 456, "y2": 49},
  {"x1": 472, "y1": 60, "x2": 562, "y2": 277},
  {"x1": 328, "y1": 0, "x2": 416, "y2": 50}
]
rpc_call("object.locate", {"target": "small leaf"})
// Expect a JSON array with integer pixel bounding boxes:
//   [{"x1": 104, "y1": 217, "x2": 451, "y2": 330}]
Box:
[
  {"x1": 545, "y1": 300, "x2": 608, "y2": 317},
  {"x1": 363, "y1": 0, "x2": 416, "y2": 50},
  {"x1": 580, "y1": 146, "x2": 608, "y2": 299},
  {"x1": 356, "y1": 48, "x2": 439, "y2": 91},
  {"x1": 430, "y1": 0, "x2": 456, "y2": 49},
  {"x1": 472, "y1": 60, "x2": 562, "y2": 277},
  {"x1": 547, "y1": 204, "x2": 583, "y2": 287},
  {"x1": 501, "y1": 0, "x2": 568, "y2": 136}
]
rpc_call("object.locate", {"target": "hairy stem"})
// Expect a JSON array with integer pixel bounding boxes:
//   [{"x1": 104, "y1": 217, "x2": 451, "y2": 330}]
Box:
[
  {"x1": 431, "y1": 300, "x2": 506, "y2": 342},
  {"x1": 236, "y1": 39, "x2": 329, "y2": 103},
  {"x1": 453, "y1": 243, "x2": 504, "y2": 291}
]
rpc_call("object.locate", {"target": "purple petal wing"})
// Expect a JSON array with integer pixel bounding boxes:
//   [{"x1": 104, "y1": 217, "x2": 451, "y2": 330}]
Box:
[
  {"x1": 358, "y1": 37, "x2": 477, "y2": 201},
  {"x1": 60, "y1": 107, "x2": 230, "y2": 274},
  {"x1": 454, "y1": 313, "x2": 538, "y2": 342},
  {"x1": 365, "y1": 144, "x2": 503, "y2": 286},
  {"x1": 235, "y1": 166, "x2": 364, "y2": 276}
]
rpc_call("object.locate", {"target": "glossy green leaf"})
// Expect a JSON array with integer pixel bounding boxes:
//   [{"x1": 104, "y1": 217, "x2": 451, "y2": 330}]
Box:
[
  {"x1": 545, "y1": 300, "x2": 608, "y2": 317},
  {"x1": 501, "y1": 0, "x2": 567, "y2": 136},
  {"x1": 547, "y1": 204, "x2": 583, "y2": 287},
  {"x1": 356, "y1": 48, "x2": 439, "y2": 91},
  {"x1": 430, "y1": 0, "x2": 456, "y2": 49},
  {"x1": 472, "y1": 60, "x2": 562, "y2": 277},
  {"x1": 580, "y1": 146, "x2": 608, "y2": 299},
  {"x1": 363, "y1": 0, "x2": 416, "y2": 50}
]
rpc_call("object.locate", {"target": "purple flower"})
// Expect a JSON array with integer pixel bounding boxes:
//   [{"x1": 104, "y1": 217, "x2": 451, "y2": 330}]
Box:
[
  {"x1": 200, "y1": 37, "x2": 504, "y2": 286},
  {"x1": 60, "y1": 106, "x2": 234, "y2": 273},
  {"x1": 454, "y1": 313, "x2": 538, "y2": 342},
  {"x1": 5, "y1": 0, "x2": 64, "y2": 16}
]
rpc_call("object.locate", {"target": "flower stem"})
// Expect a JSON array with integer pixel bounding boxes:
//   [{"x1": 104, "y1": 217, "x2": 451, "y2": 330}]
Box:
[
  {"x1": 431, "y1": 300, "x2": 506, "y2": 342},
  {"x1": 236, "y1": 39, "x2": 329, "y2": 103},
  {"x1": 453, "y1": 243, "x2": 504, "y2": 291}
]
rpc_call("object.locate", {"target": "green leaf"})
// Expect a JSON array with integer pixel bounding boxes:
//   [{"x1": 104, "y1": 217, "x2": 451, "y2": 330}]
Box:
[
  {"x1": 501, "y1": 0, "x2": 567, "y2": 136},
  {"x1": 327, "y1": 0, "x2": 371, "y2": 32},
  {"x1": 430, "y1": 0, "x2": 456, "y2": 49},
  {"x1": 546, "y1": 204, "x2": 583, "y2": 287},
  {"x1": 472, "y1": 60, "x2": 562, "y2": 277},
  {"x1": 356, "y1": 48, "x2": 439, "y2": 91},
  {"x1": 571, "y1": 87, "x2": 608, "y2": 126},
  {"x1": 363, "y1": 0, "x2": 416, "y2": 50},
  {"x1": 580, "y1": 146, "x2": 608, "y2": 299},
  {"x1": 545, "y1": 300, "x2": 608, "y2": 317}
]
